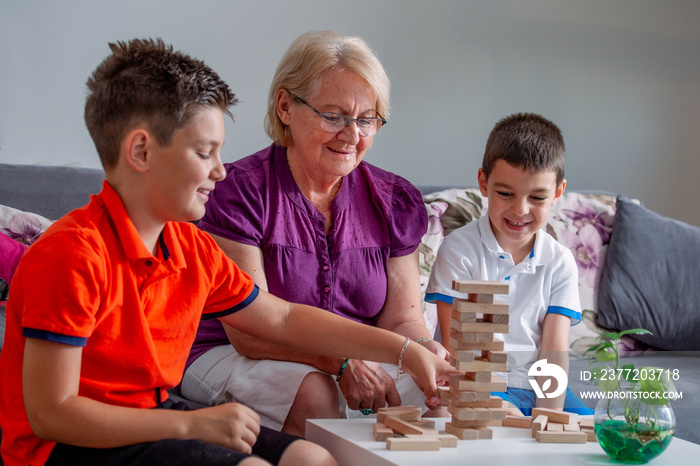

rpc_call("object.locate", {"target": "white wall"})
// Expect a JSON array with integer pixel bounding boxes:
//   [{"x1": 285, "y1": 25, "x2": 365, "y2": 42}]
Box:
[{"x1": 2, "y1": 0, "x2": 699, "y2": 225}]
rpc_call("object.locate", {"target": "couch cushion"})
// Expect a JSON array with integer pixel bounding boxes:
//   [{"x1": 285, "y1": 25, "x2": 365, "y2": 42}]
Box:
[{"x1": 597, "y1": 195, "x2": 700, "y2": 350}]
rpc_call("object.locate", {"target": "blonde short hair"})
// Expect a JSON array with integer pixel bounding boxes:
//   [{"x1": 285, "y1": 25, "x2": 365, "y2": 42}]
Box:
[{"x1": 265, "y1": 30, "x2": 390, "y2": 146}]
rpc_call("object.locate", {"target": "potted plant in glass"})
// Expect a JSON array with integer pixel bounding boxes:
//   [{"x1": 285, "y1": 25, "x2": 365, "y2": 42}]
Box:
[{"x1": 584, "y1": 329, "x2": 676, "y2": 464}]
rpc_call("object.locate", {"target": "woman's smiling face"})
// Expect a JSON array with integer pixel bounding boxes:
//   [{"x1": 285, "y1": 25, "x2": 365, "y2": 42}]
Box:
[{"x1": 284, "y1": 68, "x2": 378, "y2": 179}]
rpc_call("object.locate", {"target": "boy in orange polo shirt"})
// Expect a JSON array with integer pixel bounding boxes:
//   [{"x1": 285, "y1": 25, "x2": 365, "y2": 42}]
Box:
[{"x1": 0, "y1": 38, "x2": 454, "y2": 466}]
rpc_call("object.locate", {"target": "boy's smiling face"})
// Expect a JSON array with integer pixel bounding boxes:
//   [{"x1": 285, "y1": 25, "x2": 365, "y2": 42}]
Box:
[
  {"x1": 478, "y1": 159, "x2": 565, "y2": 260},
  {"x1": 148, "y1": 106, "x2": 226, "y2": 223}
]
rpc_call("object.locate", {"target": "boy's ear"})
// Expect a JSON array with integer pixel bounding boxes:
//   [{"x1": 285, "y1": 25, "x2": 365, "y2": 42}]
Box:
[
  {"x1": 553, "y1": 179, "x2": 567, "y2": 202},
  {"x1": 123, "y1": 127, "x2": 152, "y2": 173},
  {"x1": 276, "y1": 89, "x2": 293, "y2": 125},
  {"x1": 477, "y1": 168, "x2": 488, "y2": 196}
]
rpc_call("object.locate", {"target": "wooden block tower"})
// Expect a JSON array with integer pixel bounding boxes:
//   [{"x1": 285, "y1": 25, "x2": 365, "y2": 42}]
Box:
[{"x1": 442, "y1": 279, "x2": 510, "y2": 440}]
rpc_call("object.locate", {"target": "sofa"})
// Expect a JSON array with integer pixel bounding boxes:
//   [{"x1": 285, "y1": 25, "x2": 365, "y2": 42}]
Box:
[{"x1": 1, "y1": 162, "x2": 699, "y2": 446}]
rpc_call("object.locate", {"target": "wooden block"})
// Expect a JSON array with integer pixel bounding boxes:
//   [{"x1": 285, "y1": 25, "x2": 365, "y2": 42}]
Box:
[
  {"x1": 384, "y1": 416, "x2": 432, "y2": 436},
  {"x1": 450, "y1": 332, "x2": 505, "y2": 351},
  {"x1": 450, "y1": 373, "x2": 507, "y2": 392},
  {"x1": 473, "y1": 407, "x2": 493, "y2": 421},
  {"x1": 484, "y1": 350, "x2": 508, "y2": 364},
  {"x1": 447, "y1": 406, "x2": 475, "y2": 421},
  {"x1": 468, "y1": 293, "x2": 494, "y2": 304},
  {"x1": 406, "y1": 433, "x2": 458, "y2": 448},
  {"x1": 447, "y1": 387, "x2": 477, "y2": 404},
  {"x1": 464, "y1": 371, "x2": 492, "y2": 383},
  {"x1": 449, "y1": 349, "x2": 476, "y2": 363},
  {"x1": 450, "y1": 418, "x2": 502, "y2": 428},
  {"x1": 452, "y1": 358, "x2": 507, "y2": 373},
  {"x1": 451, "y1": 307, "x2": 477, "y2": 323},
  {"x1": 546, "y1": 422, "x2": 564, "y2": 432},
  {"x1": 564, "y1": 423, "x2": 581, "y2": 432},
  {"x1": 488, "y1": 407, "x2": 507, "y2": 421},
  {"x1": 452, "y1": 279, "x2": 510, "y2": 295},
  {"x1": 447, "y1": 405, "x2": 505, "y2": 423},
  {"x1": 374, "y1": 422, "x2": 394, "y2": 441},
  {"x1": 460, "y1": 396, "x2": 504, "y2": 409},
  {"x1": 581, "y1": 428, "x2": 596, "y2": 442},
  {"x1": 450, "y1": 315, "x2": 509, "y2": 334},
  {"x1": 448, "y1": 393, "x2": 502, "y2": 408},
  {"x1": 445, "y1": 422, "x2": 479, "y2": 440},
  {"x1": 483, "y1": 313, "x2": 509, "y2": 324},
  {"x1": 474, "y1": 426, "x2": 493, "y2": 439},
  {"x1": 579, "y1": 417, "x2": 594, "y2": 429},
  {"x1": 531, "y1": 408, "x2": 579, "y2": 426},
  {"x1": 376, "y1": 406, "x2": 421, "y2": 423},
  {"x1": 531, "y1": 414, "x2": 548, "y2": 438},
  {"x1": 414, "y1": 418, "x2": 436, "y2": 430},
  {"x1": 454, "y1": 332, "x2": 496, "y2": 344},
  {"x1": 502, "y1": 415, "x2": 533, "y2": 428},
  {"x1": 535, "y1": 430, "x2": 588, "y2": 444},
  {"x1": 437, "y1": 386, "x2": 451, "y2": 402},
  {"x1": 386, "y1": 437, "x2": 441, "y2": 451},
  {"x1": 454, "y1": 299, "x2": 510, "y2": 315}
]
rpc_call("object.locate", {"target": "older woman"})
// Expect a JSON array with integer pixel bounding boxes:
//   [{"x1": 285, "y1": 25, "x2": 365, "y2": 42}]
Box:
[{"x1": 181, "y1": 30, "x2": 447, "y2": 436}]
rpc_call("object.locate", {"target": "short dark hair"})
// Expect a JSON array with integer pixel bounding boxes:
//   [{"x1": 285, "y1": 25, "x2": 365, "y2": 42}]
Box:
[
  {"x1": 84, "y1": 38, "x2": 237, "y2": 169},
  {"x1": 482, "y1": 113, "x2": 565, "y2": 185}
]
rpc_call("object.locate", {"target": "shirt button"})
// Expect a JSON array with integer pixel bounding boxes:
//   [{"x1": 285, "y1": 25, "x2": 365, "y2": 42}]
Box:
[
  {"x1": 322, "y1": 265, "x2": 330, "y2": 271},
  {"x1": 145, "y1": 260, "x2": 153, "y2": 267},
  {"x1": 324, "y1": 286, "x2": 331, "y2": 293}
]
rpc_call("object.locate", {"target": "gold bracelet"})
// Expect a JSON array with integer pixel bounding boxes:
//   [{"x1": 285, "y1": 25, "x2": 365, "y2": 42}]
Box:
[{"x1": 396, "y1": 337, "x2": 411, "y2": 383}]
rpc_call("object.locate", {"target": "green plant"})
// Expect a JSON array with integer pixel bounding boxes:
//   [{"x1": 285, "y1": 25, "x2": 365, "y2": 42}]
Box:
[
  {"x1": 585, "y1": 329, "x2": 677, "y2": 463},
  {"x1": 585, "y1": 329, "x2": 676, "y2": 425}
]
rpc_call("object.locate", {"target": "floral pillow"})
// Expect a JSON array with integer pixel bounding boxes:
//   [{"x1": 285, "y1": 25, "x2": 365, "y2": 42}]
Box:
[
  {"x1": 1, "y1": 205, "x2": 52, "y2": 353},
  {"x1": 0, "y1": 204, "x2": 52, "y2": 295},
  {"x1": 419, "y1": 188, "x2": 650, "y2": 358}
]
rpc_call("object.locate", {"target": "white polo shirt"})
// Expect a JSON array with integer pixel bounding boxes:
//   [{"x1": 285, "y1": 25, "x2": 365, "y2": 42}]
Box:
[{"x1": 425, "y1": 212, "x2": 581, "y2": 389}]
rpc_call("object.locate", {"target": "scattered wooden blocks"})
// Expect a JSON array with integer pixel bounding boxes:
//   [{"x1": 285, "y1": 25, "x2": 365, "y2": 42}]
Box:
[
  {"x1": 531, "y1": 407, "x2": 579, "y2": 425},
  {"x1": 374, "y1": 405, "x2": 458, "y2": 451},
  {"x1": 518, "y1": 412, "x2": 596, "y2": 443}
]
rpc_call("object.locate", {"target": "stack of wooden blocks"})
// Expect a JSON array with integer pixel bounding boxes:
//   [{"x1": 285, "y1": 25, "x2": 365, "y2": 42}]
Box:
[
  {"x1": 442, "y1": 279, "x2": 510, "y2": 440},
  {"x1": 374, "y1": 406, "x2": 458, "y2": 451}
]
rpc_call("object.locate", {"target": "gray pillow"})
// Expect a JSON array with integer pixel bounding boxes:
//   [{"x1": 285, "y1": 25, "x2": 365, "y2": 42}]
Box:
[{"x1": 597, "y1": 195, "x2": 700, "y2": 350}]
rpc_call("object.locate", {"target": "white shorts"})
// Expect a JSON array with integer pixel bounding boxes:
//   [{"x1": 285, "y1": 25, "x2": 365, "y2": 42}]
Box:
[{"x1": 181, "y1": 345, "x2": 429, "y2": 431}]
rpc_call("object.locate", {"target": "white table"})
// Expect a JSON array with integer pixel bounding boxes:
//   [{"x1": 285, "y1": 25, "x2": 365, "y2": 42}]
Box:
[{"x1": 306, "y1": 417, "x2": 700, "y2": 466}]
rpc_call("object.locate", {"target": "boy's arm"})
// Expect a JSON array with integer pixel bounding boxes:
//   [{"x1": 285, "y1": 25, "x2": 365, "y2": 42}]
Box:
[
  {"x1": 535, "y1": 313, "x2": 571, "y2": 410},
  {"x1": 220, "y1": 290, "x2": 457, "y2": 408},
  {"x1": 23, "y1": 338, "x2": 260, "y2": 453}
]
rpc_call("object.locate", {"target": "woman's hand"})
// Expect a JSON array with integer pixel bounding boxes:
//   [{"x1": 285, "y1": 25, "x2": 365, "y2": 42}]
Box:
[{"x1": 338, "y1": 360, "x2": 401, "y2": 413}]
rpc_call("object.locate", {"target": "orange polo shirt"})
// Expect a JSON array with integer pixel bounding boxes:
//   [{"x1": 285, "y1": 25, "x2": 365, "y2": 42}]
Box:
[{"x1": 0, "y1": 181, "x2": 257, "y2": 466}]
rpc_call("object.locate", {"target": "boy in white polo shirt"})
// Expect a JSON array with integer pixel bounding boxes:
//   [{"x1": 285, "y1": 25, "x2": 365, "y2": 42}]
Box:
[{"x1": 425, "y1": 113, "x2": 591, "y2": 416}]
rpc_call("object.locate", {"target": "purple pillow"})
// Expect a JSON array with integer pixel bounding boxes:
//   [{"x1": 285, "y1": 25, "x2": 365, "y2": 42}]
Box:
[{"x1": 0, "y1": 233, "x2": 27, "y2": 286}]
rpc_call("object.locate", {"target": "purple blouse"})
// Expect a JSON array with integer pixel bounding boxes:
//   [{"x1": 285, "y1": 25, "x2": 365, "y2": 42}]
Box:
[{"x1": 186, "y1": 144, "x2": 427, "y2": 367}]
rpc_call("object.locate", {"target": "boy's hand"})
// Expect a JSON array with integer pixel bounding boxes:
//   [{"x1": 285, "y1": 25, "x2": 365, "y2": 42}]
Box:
[
  {"x1": 338, "y1": 360, "x2": 401, "y2": 413},
  {"x1": 187, "y1": 403, "x2": 261, "y2": 454},
  {"x1": 401, "y1": 342, "x2": 460, "y2": 410}
]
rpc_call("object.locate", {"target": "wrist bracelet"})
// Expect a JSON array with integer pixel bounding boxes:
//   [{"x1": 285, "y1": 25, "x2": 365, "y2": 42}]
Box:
[
  {"x1": 415, "y1": 337, "x2": 433, "y2": 344},
  {"x1": 336, "y1": 358, "x2": 349, "y2": 382},
  {"x1": 396, "y1": 337, "x2": 411, "y2": 383}
]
